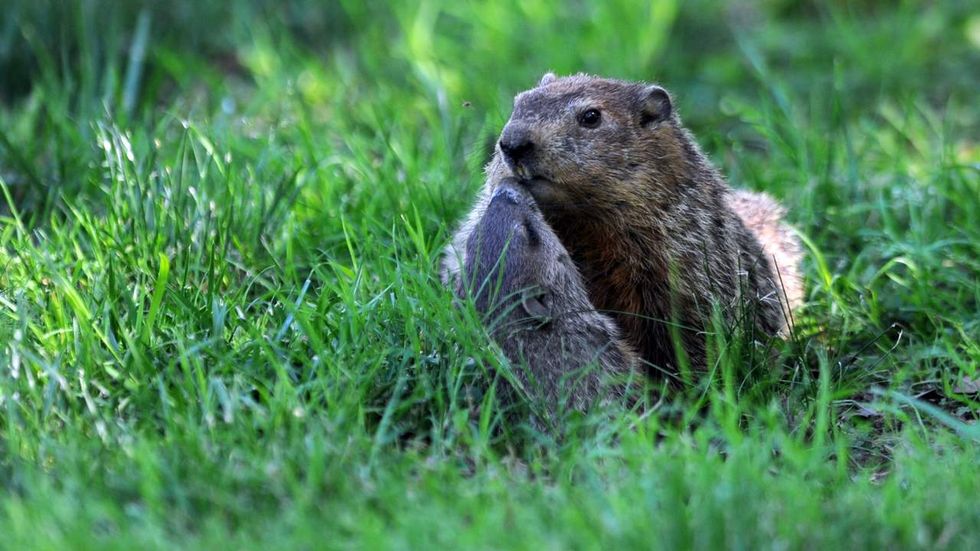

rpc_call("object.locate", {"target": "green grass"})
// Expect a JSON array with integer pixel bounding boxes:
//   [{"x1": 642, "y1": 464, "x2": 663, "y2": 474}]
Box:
[{"x1": 1, "y1": 0, "x2": 978, "y2": 548}]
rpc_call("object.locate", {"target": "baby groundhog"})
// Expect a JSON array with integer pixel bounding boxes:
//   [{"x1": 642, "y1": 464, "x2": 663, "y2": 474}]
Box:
[
  {"x1": 459, "y1": 178, "x2": 639, "y2": 419},
  {"x1": 446, "y1": 73, "x2": 803, "y2": 380}
]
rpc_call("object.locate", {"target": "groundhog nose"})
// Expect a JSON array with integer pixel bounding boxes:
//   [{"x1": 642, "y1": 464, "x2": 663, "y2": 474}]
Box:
[
  {"x1": 491, "y1": 185, "x2": 523, "y2": 205},
  {"x1": 499, "y1": 125, "x2": 535, "y2": 163}
]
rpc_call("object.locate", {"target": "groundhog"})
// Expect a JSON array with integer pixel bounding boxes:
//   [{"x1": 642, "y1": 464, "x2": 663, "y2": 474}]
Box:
[
  {"x1": 445, "y1": 73, "x2": 803, "y2": 379},
  {"x1": 458, "y1": 178, "x2": 640, "y2": 420}
]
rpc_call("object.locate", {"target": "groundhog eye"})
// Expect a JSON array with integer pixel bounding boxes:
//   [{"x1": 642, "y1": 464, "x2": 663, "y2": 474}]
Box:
[{"x1": 578, "y1": 108, "x2": 601, "y2": 128}]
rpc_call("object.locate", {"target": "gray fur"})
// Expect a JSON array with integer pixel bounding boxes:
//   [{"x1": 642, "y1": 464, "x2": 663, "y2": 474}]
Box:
[
  {"x1": 455, "y1": 179, "x2": 639, "y2": 420},
  {"x1": 446, "y1": 74, "x2": 804, "y2": 380}
]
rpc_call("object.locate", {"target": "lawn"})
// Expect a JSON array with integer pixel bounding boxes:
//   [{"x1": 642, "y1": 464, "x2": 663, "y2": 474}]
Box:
[{"x1": 1, "y1": 1, "x2": 978, "y2": 548}]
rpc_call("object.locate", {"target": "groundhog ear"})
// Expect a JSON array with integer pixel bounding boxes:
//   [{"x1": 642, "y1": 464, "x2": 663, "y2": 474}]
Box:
[
  {"x1": 538, "y1": 72, "x2": 557, "y2": 87},
  {"x1": 638, "y1": 85, "x2": 672, "y2": 127},
  {"x1": 521, "y1": 287, "x2": 553, "y2": 323}
]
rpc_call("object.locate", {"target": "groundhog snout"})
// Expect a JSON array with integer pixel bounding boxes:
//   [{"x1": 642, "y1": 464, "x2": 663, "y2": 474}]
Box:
[
  {"x1": 491, "y1": 183, "x2": 524, "y2": 206},
  {"x1": 489, "y1": 183, "x2": 543, "y2": 248},
  {"x1": 499, "y1": 124, "x2": 536, "y2": 165}
]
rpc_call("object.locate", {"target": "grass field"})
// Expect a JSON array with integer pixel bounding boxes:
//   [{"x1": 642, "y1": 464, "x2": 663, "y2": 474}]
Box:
[{"x1": 1, "y1": 1, "x2": 978, "y2": 548}]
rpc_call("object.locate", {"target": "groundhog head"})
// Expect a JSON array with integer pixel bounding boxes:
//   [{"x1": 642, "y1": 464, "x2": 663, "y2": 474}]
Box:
[
  {"x1": 462, "y1": 178, "x2": 585, "y2": 327},
  {"x1": 488, "y1": 73, "x2": 678, "y2": 211}
]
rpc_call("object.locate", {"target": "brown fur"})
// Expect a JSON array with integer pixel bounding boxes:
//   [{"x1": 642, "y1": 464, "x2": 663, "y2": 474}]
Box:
[
  {"x1": 446, "y1": 74, "x2": 804, "y2": 379},
  {"x1": 727, "y1": 190, "x2": 805, "y2": 314}
]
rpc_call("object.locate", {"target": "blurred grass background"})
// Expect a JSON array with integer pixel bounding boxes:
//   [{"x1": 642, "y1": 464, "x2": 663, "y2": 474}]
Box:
[{"x1": 1, "y1": 0, "x2": 978, "y2": 548}]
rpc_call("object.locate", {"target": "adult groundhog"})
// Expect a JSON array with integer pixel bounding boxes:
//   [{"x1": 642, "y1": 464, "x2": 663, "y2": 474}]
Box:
[
  {"x1": 459, "y1": 178, "x2": 639, "y2": 419},
  {"x1": 446, "y1": 73, "x2": 803, "y2": 379}
]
